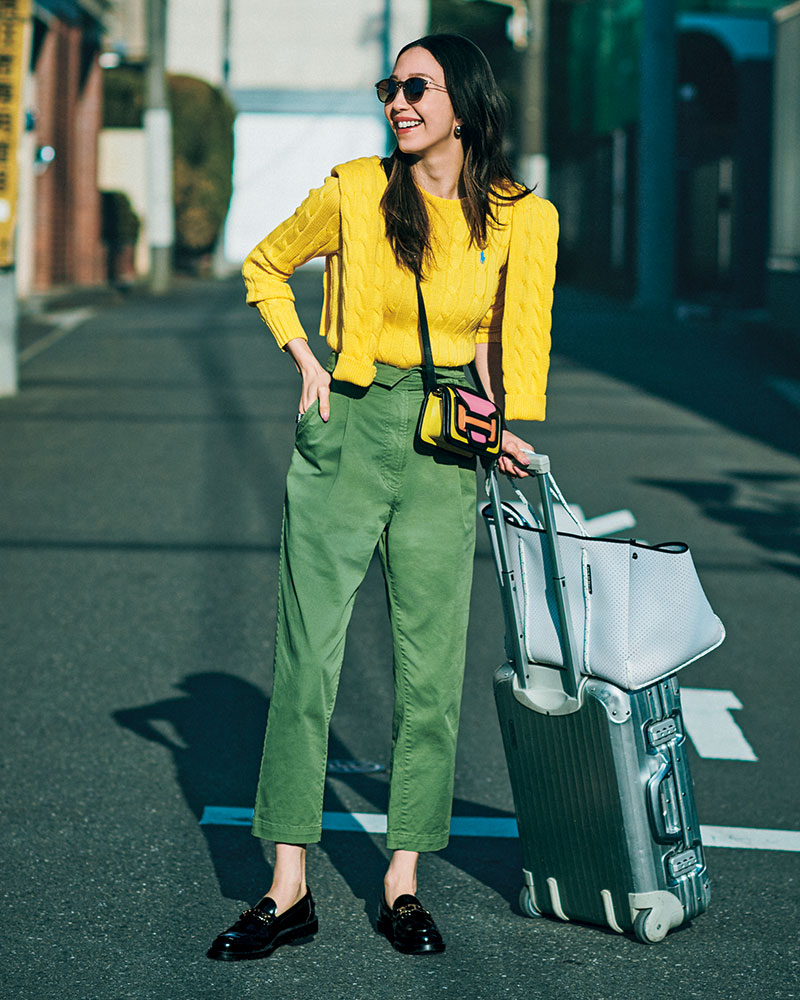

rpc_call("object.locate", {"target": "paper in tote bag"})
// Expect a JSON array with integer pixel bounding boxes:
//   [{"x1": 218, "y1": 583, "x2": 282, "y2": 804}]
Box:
[{"x1": 495, "y1": 476, "x2": 725, "y2": 691}]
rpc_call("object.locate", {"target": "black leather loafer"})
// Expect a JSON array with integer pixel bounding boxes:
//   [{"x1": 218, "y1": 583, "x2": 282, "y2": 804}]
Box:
[
  {"x1": 376, "y1": 893, "x2": 445, "y2": 955},
  {"x1": 207, "y1": 889, "x2": 318, "y2": 961}
]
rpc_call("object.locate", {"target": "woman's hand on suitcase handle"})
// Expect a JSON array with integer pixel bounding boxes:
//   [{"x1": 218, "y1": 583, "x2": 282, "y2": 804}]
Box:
[
  {"x1": 285, "y1": 338, "x2": 332, "y2": 422},
  {"x1": 499, "y1": 430, "x2": 535, "y2": 478}
]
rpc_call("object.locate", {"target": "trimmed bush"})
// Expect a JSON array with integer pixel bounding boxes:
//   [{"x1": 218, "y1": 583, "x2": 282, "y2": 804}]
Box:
[
  {"x1": 103, "y1": 66, "x2": 146, "y2": 128},
  {"x1": 101, "y1": 190, "x2": 141, "y2": 247},
  {"x1": 101, "y1": 68, "x2": 235, "y2": 269},
  {"x1": 169, "y1": 74, "x2": 235, "y2": 267}
]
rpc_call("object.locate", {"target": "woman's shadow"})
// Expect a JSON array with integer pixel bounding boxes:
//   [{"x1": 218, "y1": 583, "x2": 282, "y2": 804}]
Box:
[{"x1": 113, "y1": 672, "x2": 522, "y2": 915}]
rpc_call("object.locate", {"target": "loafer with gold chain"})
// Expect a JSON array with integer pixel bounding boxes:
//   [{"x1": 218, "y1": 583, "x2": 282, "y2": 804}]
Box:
[
  {"x1": 377, "y1": 893, "x2": 445, "y2": 954},
  {"x1": 207, "y1": 889, "x2": 318, "y2": 961}
]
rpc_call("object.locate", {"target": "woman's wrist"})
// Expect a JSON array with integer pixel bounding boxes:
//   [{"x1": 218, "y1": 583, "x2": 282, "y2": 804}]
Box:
[{"x1": 285, "y1": 338, "x2": 325, "y2": 377}]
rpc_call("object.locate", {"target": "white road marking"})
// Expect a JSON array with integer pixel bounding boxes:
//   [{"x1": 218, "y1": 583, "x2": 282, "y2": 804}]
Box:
[
  {"x1": 199, "y1": 808, "x2": 800, "y2": 852},
  {"x1": 681, "y1": 688, "x2": 758, "y2": 761},
  {"x1": 19, "y1": 308, "x2": 95, "y2": 364},
  {"x1": 768, "y1": 376, "x2": 800, "y2": 411},
  {"x1": 701, "y1": 826, "x2": 800, "y2": 852}
]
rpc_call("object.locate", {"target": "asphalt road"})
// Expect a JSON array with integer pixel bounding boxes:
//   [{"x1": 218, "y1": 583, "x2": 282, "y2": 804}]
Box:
[{"x1": 1, "y1": 271, "x2": 798, "y2": 999}]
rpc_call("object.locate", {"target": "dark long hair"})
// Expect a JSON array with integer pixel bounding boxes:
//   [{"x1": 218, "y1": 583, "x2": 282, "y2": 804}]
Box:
[{"x1": 380, "y1": 33, "x2": 527, "y2": 278}]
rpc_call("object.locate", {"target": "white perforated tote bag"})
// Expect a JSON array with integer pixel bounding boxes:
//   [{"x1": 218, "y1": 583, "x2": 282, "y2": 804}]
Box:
[{"x1": 496, "y1": 476, "x2": 726, "y2": 691}]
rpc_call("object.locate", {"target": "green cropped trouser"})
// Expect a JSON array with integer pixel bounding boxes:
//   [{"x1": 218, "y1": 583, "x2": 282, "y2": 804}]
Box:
[{"x1": 251, "y1": 359, "x2": 477, "y2": 852}]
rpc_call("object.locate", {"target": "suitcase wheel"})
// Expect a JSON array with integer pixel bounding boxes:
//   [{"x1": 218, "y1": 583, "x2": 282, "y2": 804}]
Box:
[
  {"x1": 633, "y1": 907, "x2": 668, "y2": 944},
  {"x1": 519, "y1": 886, "x2": 542, "y2": 919}
]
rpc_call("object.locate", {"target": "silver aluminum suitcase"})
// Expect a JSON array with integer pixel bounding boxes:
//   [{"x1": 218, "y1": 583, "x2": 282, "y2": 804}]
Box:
[{"x1": 484, "y1": 456, "x2": 710, "y2": 943}]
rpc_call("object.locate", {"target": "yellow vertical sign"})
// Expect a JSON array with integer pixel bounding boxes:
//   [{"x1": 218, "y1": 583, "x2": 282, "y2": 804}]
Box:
[{"x1": 0, "y1": 0, "x2": 30, "y2": 267}]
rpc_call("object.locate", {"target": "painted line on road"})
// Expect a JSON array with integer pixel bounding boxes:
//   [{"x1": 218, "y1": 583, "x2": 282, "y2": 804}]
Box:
[
  {"x1": 199, "y1": 808, "x2": 800, "y2": 852},
  {"x1": 701, "y1": 826, "x2": 800, "y2": 852},
  {"x1": 19, "y1": 308, "x2": 95, "y2": 364},
  {"x1": 768, "y1": 376, "x2": 800, "y2": 411},
  {"x1": 682, "y1": 688, "x2": 758, "y2": 761}
]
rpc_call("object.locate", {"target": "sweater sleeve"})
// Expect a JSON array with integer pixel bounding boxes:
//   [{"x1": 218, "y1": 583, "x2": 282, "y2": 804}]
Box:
[
  {"x1": 242, "y1": 175, "x2": 341, "y2": 348},
  {"x1": 501, "y1": 196, "x2": 559, "y2": 421}
]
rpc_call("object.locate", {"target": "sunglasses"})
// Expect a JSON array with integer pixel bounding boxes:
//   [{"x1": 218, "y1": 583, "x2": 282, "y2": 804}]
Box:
[{"x1": 375, "y1": 77, "x2": 448, "y2": 105}]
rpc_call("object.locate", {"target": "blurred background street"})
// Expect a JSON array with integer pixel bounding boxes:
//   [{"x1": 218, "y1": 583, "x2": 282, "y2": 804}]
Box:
[{"x1": 1, "y1": 1, "x2": 799, "y2": 998}]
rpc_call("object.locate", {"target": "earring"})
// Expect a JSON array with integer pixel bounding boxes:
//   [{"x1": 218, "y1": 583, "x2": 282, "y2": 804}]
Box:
[{"x1": 454, "y1": 125, "x2": 462, "y2": 139}]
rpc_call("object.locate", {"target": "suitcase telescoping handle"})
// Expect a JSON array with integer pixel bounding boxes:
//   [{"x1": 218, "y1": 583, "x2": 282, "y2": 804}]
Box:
[{"x1": 487, "y1": 453, "x2": 583, "y2": 711}]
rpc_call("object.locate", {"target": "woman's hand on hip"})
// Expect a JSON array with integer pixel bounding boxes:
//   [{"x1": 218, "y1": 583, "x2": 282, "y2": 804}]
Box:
[
  {"x1": 285, "y1": 338, "x2": 332, "y2": 422},
  {"x1": 498, "y1": 429, "x2": 535, "y2": 478},
  {"x1": 299, "y1": 366, "x2": 331, "y2": 422}
]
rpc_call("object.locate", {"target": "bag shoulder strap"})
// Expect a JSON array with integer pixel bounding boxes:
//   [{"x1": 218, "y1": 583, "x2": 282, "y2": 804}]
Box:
[
  {"x1": 416, "y1": 275, "x2": 494, "y2": 404},
  {"x1": 415, "y1": 276, "x2": 438, "y2": 393}
]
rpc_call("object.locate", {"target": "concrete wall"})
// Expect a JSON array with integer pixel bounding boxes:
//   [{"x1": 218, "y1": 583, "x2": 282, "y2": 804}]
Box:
[
  {"x1": 97, "y1": 128, "x2": 150, "y2": 275},
  {"x1": 225, "y1": 112, "x2": 387, "y2": 265}
]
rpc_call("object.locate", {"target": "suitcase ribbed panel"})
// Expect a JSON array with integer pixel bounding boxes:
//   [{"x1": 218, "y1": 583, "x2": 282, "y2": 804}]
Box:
[{"x1": 495, "y1": 669, "x2": 653, "y2": 928}]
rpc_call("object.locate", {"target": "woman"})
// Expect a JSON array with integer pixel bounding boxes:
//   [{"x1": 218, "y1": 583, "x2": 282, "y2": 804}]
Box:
[{"x1": 208, "y1": 33, "x2": 558, "y2": 960}]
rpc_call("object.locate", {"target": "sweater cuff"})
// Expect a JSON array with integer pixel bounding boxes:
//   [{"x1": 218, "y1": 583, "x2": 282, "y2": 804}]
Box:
[
  {"x1": 255, "y1": 300, "x2": 308, "y2": 350},
  {"x1": 504, "y1": 393, "x2": 546, "y2": 422},
  {"x1": 332, "y1": 353, "x2": 377, "y2": 387}
]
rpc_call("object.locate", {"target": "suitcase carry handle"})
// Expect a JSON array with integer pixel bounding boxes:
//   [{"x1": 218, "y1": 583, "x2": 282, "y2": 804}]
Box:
[
  {"x1": 487, "y1": 454, "x2": 584, "y2": 715},
  {"x1": 646, "y1": 756, "x2": 683, "y2": 844}
]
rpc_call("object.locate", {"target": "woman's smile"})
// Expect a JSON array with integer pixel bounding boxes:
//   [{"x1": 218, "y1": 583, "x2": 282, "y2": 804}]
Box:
[{"x1": 385, "y1": 47, "x2": 460, "y2": 159}]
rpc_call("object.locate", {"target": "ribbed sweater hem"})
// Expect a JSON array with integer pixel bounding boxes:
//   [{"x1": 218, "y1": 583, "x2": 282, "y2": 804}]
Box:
[
  {"x1": 505, "y1": 393, "x2": 546, "y2": 422},
  {"x1": 332, "y1": 353, "x2": 377, "y2": 386}
]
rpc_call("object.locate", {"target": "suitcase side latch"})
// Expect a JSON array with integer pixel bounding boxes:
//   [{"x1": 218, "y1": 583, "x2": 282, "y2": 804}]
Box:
[{"x1": 647, "y1": 717, "x2": 678, "y2": 747}]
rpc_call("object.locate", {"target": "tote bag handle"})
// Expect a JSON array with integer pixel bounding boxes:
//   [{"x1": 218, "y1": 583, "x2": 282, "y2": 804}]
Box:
[{"x1": 487, "y1": 455, "x2": 584, "y2": 714}]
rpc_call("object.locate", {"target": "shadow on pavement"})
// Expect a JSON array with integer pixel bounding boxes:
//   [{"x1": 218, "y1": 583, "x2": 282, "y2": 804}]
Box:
[
  {"x1": 113, "y1": 672, "x2": 520, "y2": 915},
  {"x1": 638, "y1": 470, "x2": 800, "y2": 575}
]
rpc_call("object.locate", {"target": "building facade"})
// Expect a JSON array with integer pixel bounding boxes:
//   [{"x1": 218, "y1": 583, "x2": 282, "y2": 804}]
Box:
[
  {"x1": 548, "y1": 0, "x2": 784, "y2": 307},
  {"x1": 16, "y1": 0, "x2": 110, "y2": 296}
]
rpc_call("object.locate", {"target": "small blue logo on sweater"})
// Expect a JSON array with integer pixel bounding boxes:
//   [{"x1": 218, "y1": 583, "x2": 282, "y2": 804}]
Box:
[{"x1": 480, "y1": 250, "x2": 486, "y2": 264}]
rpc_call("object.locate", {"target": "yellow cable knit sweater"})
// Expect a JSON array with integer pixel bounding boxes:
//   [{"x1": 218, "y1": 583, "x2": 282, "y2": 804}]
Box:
[{"x1": 242, "y1": 156, "x2": 558, "y2": 421}]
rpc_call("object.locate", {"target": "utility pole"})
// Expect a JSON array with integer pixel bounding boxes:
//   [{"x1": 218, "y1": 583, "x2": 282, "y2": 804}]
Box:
[
  {"x1": 145, "y1": 0, "x2": 173, "y2": 294},
  {"x1": 636, "y1": 0, "x2": 677, "y2": 311},
  {"x1": 518, "y1": 0, "x2": 548, "y2": 197}
]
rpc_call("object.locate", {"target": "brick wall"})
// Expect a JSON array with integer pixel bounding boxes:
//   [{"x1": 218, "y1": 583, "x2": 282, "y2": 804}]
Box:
[
  {"x1": 32, "y1": 18, "x2": 105, "y2": 292},
  {"x1": 31, "y1": 23, "x2": 58, "y2": 290},
  {"x1": 72, "y1": 56, "x2": 105, "y2": 285}
]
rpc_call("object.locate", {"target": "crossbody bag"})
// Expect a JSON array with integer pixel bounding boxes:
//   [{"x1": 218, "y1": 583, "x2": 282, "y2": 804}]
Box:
[{"x1": 414, "y1": 277, "x2": 503, "y2": 458}]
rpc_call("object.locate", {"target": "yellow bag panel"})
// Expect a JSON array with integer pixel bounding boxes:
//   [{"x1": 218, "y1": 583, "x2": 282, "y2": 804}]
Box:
[{"x1": 418, "y1": 392, "x2": 444, "y2": 447}]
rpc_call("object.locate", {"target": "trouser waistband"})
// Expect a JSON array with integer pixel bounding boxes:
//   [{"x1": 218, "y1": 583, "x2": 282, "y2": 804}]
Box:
[{"x1": 325, "y1": 352, "x2": 470, "y2": 391}]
